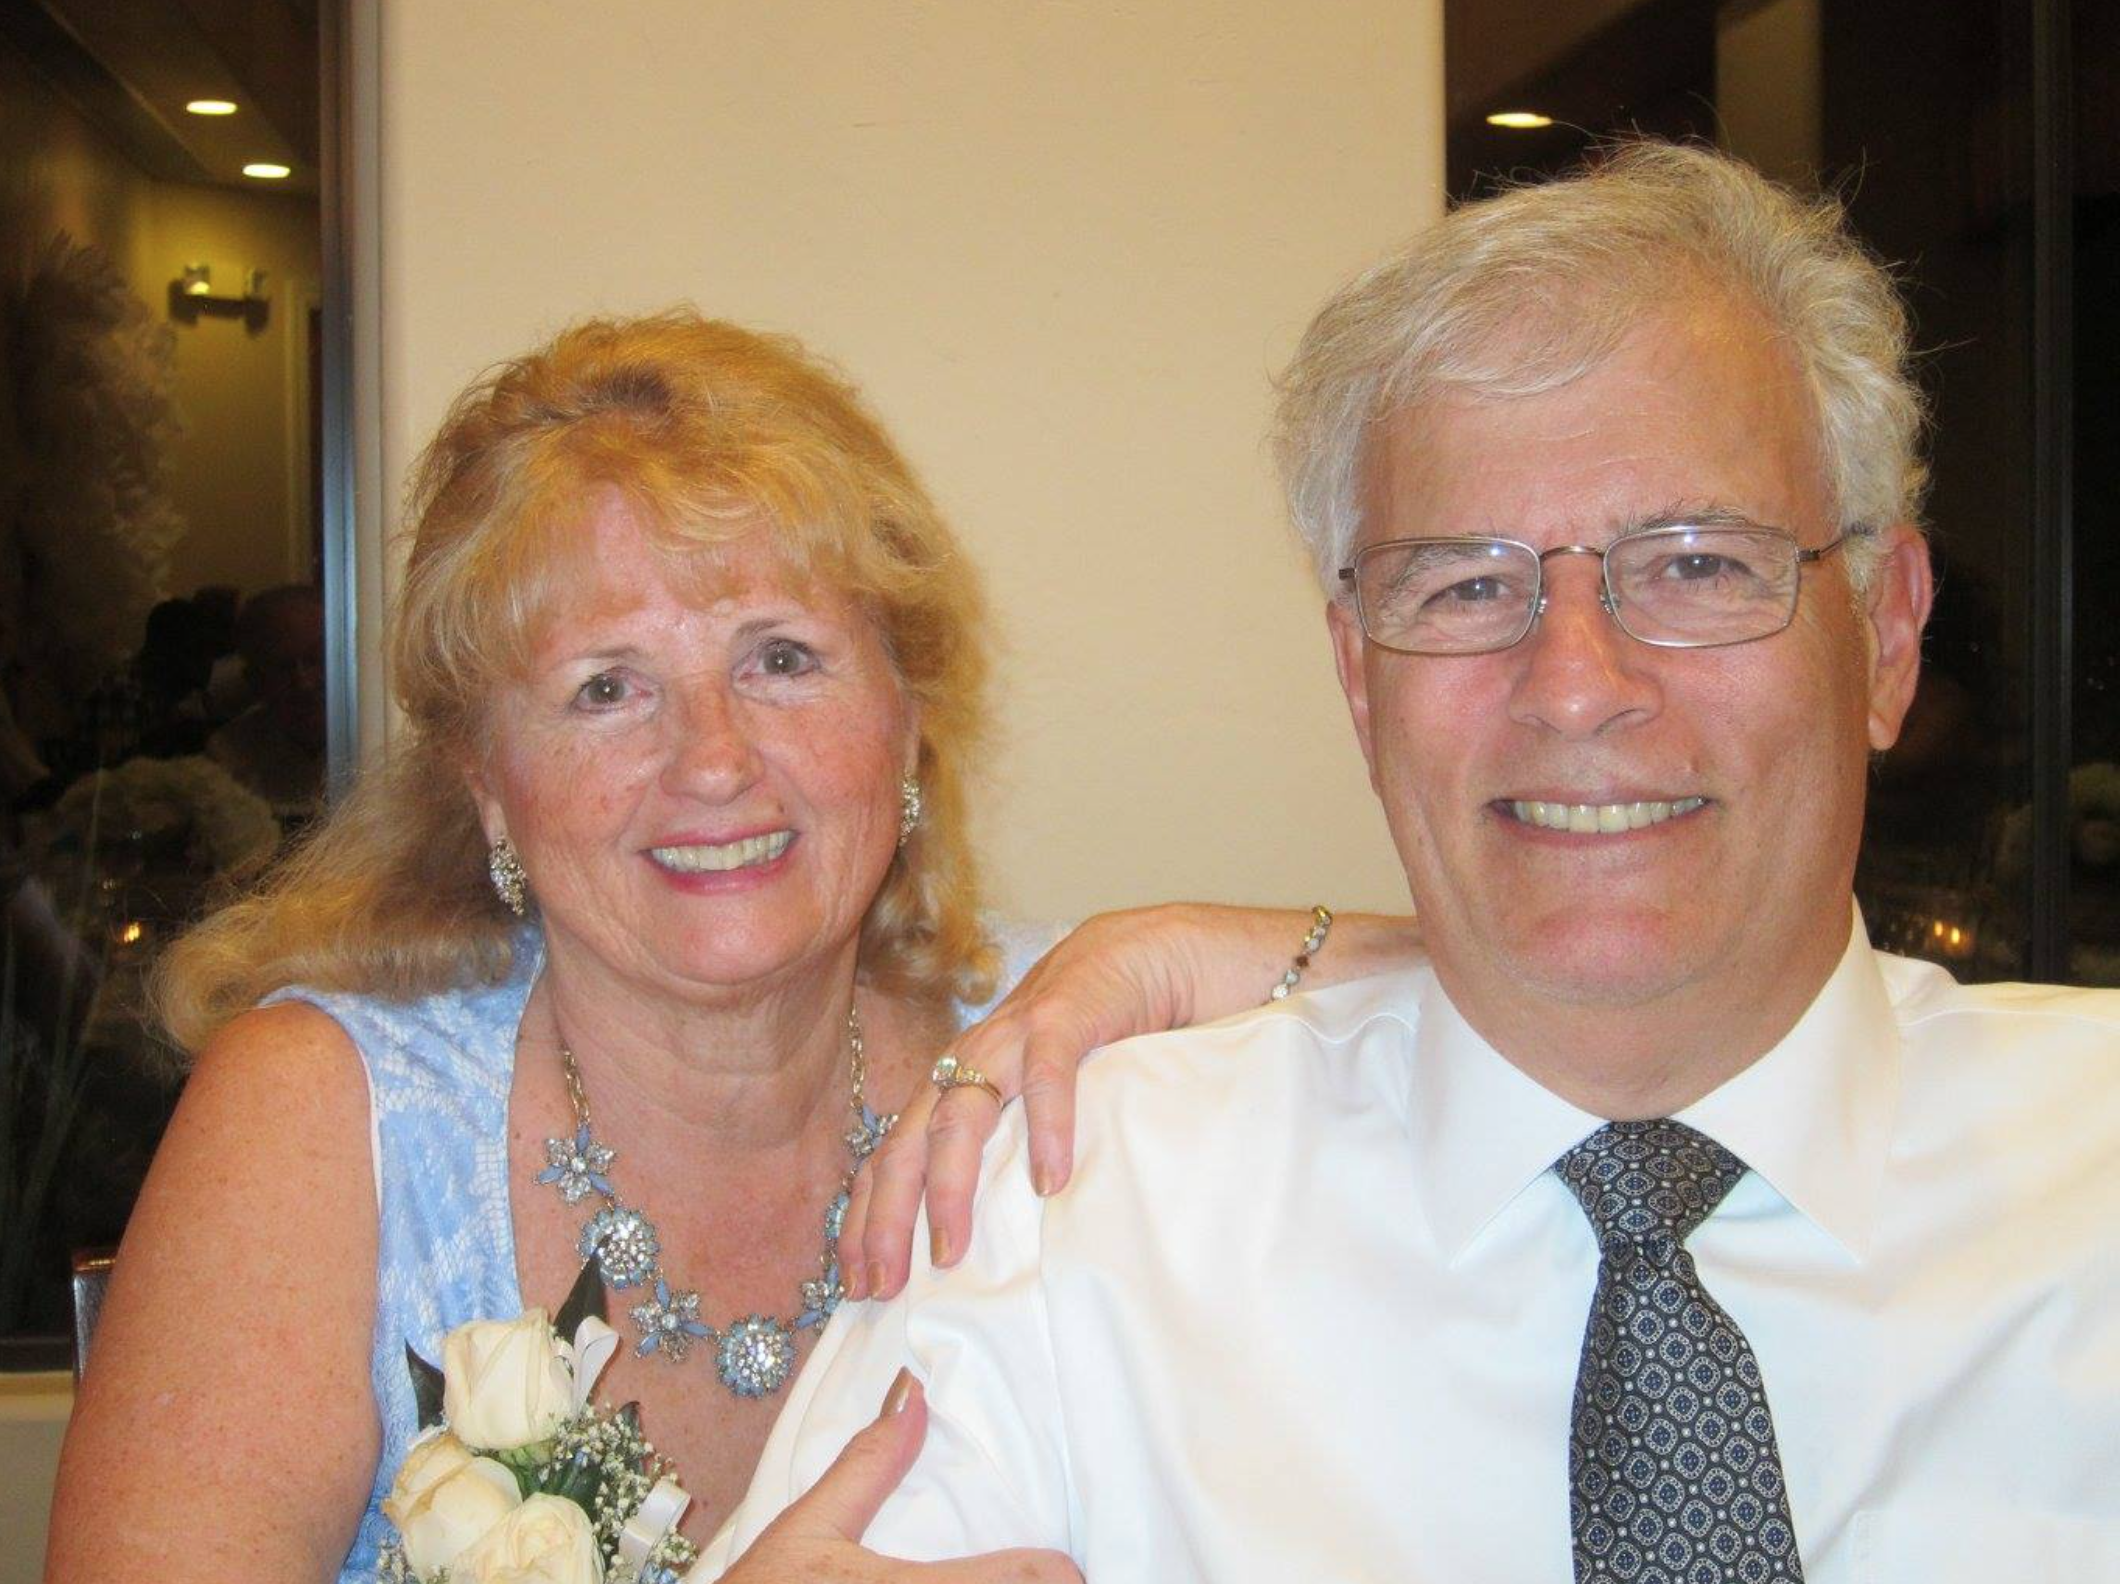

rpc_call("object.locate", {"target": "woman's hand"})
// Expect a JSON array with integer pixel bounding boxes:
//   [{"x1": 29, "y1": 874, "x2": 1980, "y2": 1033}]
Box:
[
  {"x1": 718, "y1": 1374, "x2": 1079, "y2": 1583},
  {"x1": 841, "y1": 904, "x2": 1420, "y2": 1300}
]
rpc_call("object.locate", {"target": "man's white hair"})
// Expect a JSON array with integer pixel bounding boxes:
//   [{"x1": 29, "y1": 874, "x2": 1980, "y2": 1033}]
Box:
[{"x1": 1273, "y1": 140, "x2": 1927, "y2": 595}]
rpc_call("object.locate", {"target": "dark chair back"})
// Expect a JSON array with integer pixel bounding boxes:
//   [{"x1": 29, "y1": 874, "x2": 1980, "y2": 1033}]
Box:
[{"x1": 70, "y1": 1248, "x2": 116, "y2": 1382}]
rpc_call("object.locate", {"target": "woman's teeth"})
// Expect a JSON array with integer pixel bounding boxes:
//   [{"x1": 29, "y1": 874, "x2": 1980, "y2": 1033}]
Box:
[
  {"x1": 1508, "y1": 797, "x2": 1707, "y2": 833},
  {"x1": 650, "y1": 831, "x2": 793, "y2": 872}
]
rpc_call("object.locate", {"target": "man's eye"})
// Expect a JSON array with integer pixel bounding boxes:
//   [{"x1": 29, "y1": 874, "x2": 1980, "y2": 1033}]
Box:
[
  {"x1": 574, "y1": 671, "x2": 631, "y2": 709},
  {"x1": 1418, "y1": 574, "x2": 1512, "y2": 607},
  {"x1": 1659, "y1": 553, "x2": 1745, "y2": 583},
  {"x1": 757, "y1": 639, "x2": 818, "y2": 676},
  {"x1": 1439, "y1": 575, "x2": 1507, "y2": 603}
]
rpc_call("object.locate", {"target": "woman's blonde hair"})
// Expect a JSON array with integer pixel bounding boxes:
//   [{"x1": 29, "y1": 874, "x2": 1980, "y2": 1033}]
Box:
[{"x1": 157, "y1": 311, "x2": 993, "y2": 1051}]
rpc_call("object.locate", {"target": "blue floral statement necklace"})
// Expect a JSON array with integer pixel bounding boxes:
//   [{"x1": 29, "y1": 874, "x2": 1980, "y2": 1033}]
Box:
[{"x1": 540, "y1": 1007, "x2": 896, "y2": 1398}]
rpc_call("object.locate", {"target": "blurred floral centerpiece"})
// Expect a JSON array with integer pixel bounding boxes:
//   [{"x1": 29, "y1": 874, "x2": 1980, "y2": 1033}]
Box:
[{"x1": 52, "y1": 754, "x2": 279, "y2": 879}]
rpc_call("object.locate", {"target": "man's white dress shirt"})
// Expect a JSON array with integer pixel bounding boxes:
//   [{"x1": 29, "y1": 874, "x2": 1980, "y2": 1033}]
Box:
[{"x1": 703, "y1": 920, "x2": 2120, "y2": 1581}]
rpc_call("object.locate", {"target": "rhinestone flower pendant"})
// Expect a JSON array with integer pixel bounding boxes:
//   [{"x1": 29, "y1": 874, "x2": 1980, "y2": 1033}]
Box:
[
  {"x1": 717, "y1": 1315, "x2": 798, "y2": 1397},
  {"x1": 580, "y1": 1206, "x2": 660, "y2": 1288},
  {"x1": 537, "y1": 1123, "x2": 615, "y2": 1204},
  {"x1": 630, "y1": 1278, "x2": 712, "y2": 1362}
]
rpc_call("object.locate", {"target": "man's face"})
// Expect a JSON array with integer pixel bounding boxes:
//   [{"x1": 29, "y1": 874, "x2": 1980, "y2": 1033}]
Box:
[{"x1": 1329, "y1": 295, "x2": 1930, "y2": 1092}]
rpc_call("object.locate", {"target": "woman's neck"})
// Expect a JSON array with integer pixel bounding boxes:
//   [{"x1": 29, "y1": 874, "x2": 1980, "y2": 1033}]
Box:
[{"x1": 528, "y1": 935, "x2": 867, "y2": 1156}]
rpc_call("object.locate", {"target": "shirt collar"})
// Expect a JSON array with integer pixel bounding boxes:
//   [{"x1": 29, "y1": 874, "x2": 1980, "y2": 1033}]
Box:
[
  {"x1": 1676, "y1": 906, "x2": 1900, "y2": 1261},
  {"x1": 1405, "y1": 905, "x2": 1900, "y2": 1265}
]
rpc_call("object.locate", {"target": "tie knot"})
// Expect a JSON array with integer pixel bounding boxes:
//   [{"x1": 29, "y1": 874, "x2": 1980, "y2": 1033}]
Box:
[{"x1": 1555, "y1": 1118, "x2": 1748, "y2": 1252}]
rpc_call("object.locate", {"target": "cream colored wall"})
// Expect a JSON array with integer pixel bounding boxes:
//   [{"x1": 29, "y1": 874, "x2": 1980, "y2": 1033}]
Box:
[
  {"x1": 0, "y1": 1377, "x2": 66, "y2": 1584},
  {"x1": 371, "y1": 0, "x2": 1443, "y2": 919}
]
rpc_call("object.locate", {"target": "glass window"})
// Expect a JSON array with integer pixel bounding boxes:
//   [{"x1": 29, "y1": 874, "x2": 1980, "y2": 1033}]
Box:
[{"x1": 0, "y1": 0, "x2": 331, "y2": 1359}]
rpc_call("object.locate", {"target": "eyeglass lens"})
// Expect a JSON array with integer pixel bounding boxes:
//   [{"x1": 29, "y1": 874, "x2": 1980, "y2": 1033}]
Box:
[{"x1": 1353, "y1": 526, "x2": 1807, "y2": 653}]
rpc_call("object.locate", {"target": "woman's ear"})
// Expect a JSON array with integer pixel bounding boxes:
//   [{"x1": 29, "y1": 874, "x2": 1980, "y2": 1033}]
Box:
[
  {"x1": 460, "y1": 753, "x2": 507, "y2": 848},
  {"x1": 900, "y1": 699, "x2": 924, "y2": 781}
]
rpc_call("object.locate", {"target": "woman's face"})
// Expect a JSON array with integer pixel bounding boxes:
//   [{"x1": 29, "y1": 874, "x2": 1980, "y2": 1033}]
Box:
[{"x1": 470, "y1": 494, "x2": 916, "y2": 1002}]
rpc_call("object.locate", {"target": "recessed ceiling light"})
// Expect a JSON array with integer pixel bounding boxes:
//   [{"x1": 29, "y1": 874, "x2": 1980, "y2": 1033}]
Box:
[
  {"x1": 1486, "y1": 111, "x2": 1554, "y2": 129},
  {"x1": 186, "y1": 98, "x2": 238, "y2": 116},
  {"x1": 242, "y1": 162, "x2": 292, "y2": 180}
]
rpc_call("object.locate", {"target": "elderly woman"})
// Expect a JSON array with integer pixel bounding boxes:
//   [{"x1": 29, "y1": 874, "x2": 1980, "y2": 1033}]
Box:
[{"x1": 44, "y1": 313, "x2": 1414, "y2": 1582}]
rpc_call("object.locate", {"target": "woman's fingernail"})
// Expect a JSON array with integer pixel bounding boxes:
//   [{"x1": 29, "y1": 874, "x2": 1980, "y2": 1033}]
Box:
[
  {"x1": 1033, "y1": 1158, "x2": 1058, "y2": 1197},
  {"x1": 930, "y1": 1226, "x2": 953, "y2": 1267},
  {"x1": 865, "y1": 1259, "x2": 886, "y2": 1296},
  {"x1": 882, "y1": 1367, "x2": 916, "y2": 1417}
]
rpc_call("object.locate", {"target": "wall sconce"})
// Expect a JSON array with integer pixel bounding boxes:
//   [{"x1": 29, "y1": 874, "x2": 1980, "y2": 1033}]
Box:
[
  {"x1": 171, "y1": 263, "x2": 271, "y2": 329},
  {"x1": 175, "y1": 262, "x2": 269, "y2": 303}
]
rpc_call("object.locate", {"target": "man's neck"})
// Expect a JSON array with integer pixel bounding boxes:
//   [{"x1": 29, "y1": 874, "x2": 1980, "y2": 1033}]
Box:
[{"x1": 1428, "y1": 923, "x2": 1853, "y2": 1121}]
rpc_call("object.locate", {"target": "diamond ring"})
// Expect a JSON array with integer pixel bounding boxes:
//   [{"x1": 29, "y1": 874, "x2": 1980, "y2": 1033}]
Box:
[{"x1": 930, "y1": 1053, "x2": 1002, "y2": 1104}]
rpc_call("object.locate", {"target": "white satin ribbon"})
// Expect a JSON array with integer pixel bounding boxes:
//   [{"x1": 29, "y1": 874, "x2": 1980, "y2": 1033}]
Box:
[
  {"x1": 567, "y1": 1315, "x2": 621, "y2": 1414},
  {"x1": 620, "y1": 1476, "x2": 694, "y2": 1565}
]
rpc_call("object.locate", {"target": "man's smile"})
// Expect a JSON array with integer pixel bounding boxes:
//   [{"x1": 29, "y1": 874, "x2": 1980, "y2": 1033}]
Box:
[{"x1": 1495, "y1": 796, "x2": 1711, "y2": 834}]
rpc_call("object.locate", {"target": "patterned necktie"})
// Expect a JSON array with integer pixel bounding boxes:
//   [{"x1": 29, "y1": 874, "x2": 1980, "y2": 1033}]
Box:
[{"x1": 1554, "y1": 1119, "x2": 1804, "y2": 1583}]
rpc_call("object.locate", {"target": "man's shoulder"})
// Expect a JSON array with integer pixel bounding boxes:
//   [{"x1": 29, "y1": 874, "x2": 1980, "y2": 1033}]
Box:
[
  {"x1": 1880, "y1": 949, "x2": 2120, "y2": 1050},
  {"x1": 1875, "y1": 951, "x2": 2120, "y2": 1159},
  {"x1": 1083, "y1": 964, "x2": 1429, "y2": 1096},
  {"x1": 975, "y1": 966, "x2": 1431, "y2": 1206}
]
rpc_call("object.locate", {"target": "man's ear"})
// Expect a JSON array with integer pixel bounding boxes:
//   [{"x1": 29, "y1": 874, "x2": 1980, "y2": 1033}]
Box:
[
  {"x1": 1862, "y1": 524, "x2": 1935, "y2": 753},
  {"x1": 1327, "y1": 598, "x2": 1383, "y2": 793}
]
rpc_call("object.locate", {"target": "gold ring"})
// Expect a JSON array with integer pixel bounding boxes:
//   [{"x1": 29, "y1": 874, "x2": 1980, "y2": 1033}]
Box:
[{"x1": 930, "y1": 1054, "x2": 1002, "y2": 1104}]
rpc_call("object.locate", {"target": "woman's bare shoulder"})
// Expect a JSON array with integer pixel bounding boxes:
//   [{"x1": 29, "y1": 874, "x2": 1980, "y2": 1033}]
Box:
[{"x1": 44, "y1": 999, "x2": 382, "y2": 1581}]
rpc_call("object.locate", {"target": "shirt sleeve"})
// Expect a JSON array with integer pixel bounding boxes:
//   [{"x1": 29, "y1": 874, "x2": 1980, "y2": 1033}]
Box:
[{"x1": 696, "y1": 1112, "x2": 1075, "y2": 1574}]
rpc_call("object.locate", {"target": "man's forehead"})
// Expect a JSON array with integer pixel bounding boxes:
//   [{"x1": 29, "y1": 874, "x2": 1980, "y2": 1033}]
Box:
[{"x1": 1358, "y1": 298, "x2": 1828, "y2": 544}]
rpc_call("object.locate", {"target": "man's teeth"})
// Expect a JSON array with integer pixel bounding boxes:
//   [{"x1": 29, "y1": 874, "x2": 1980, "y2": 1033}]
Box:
[
  {"x1": 650, "y1": 831, "x2": 793, "y2": 872},
  {"x1": 1508, "y1": 797, "x2": 1706, "y2": 833}
]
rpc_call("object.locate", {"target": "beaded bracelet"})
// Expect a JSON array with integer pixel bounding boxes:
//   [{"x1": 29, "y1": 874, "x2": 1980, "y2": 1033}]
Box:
[{"x1": 1267, "y1": 905, "x2": 1334, "y2": 1002}]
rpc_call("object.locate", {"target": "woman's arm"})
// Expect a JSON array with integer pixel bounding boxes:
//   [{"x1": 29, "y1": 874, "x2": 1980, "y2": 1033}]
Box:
[
  {"x1": 43, "y1": 1003, "x2": 381, "y2": 1582},
  {"x1": 841, "y1": 904, "x2": 1420, "y2": 1299}
]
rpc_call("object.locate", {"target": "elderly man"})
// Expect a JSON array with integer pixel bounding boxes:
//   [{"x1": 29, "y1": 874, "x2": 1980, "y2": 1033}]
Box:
[{"x1": 706, "y1": 144, "x2": 2120, "y2": 1582}]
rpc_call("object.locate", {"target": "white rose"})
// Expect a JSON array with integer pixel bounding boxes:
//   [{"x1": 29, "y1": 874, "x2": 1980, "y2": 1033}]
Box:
[
  {"x1": 380, "y1": 1432, "x2": 522, "y2": 1579},
  {"x1": 454, "y1": 1493, "x2": 606, "y2": 1584},
  {"x1": 383, "y1": 1428, "x2": 475, "y2": 1519},
  {"x1": 443, "y1": 1310, "x2": 575, "y2": 1451}
]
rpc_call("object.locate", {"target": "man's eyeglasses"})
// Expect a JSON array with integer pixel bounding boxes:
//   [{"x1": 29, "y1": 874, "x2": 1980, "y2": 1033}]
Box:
[{"x1": 1337, "y1": 523, "x2": 1852, "y2": 656}]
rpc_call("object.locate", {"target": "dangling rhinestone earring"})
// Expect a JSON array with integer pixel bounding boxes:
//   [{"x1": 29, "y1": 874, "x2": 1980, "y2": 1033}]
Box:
[
  {"x1": 488, "y1": 836, "x2": 529, "y2": 916},
  {"x1": 897, "y1": 776, "x2": 923, "y2": 850}
]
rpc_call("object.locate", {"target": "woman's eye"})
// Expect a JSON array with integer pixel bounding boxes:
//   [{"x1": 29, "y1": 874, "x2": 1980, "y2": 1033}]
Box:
[
  {"x1": 756, "y1": 638, "x2": 819, "y2": 677},
  {"x1": 573, "y1": 671, "x2": 632, "y2": 709}
]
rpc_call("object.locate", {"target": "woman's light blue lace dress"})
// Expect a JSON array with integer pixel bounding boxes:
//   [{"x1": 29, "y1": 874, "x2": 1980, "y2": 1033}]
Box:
[{"x1": 271, "y1": 923, "x2": 1063, "y2": 1584}]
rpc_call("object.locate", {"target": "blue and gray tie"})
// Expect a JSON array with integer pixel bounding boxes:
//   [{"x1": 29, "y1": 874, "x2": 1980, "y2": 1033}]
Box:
[{"x1": 1555, "y1": 1119, "x2": 1804, "y2": 1583}]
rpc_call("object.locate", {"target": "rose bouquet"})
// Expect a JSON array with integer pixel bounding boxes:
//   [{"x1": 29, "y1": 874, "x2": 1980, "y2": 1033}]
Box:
[{"x1": 379, "y1": 1272, "x2": 695, "y2": 1584}]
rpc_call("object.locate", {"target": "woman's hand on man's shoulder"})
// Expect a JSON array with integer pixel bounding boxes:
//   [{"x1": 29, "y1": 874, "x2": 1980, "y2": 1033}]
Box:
[{"x1": 714, "y1": 1374, "x2": 1079, "y2": 1584}]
